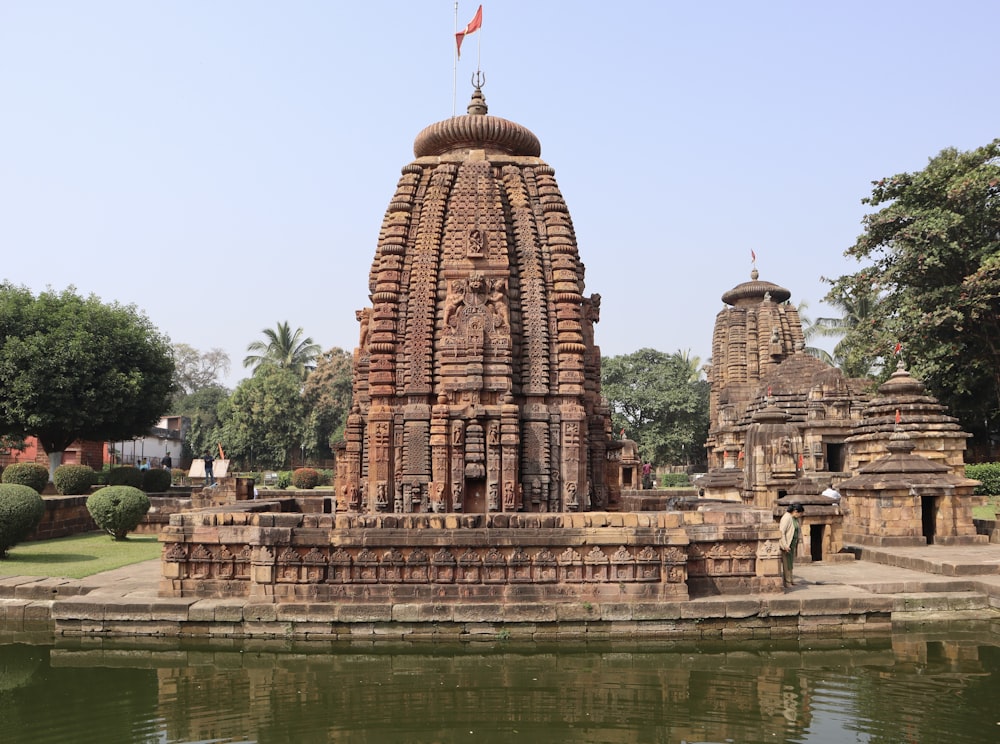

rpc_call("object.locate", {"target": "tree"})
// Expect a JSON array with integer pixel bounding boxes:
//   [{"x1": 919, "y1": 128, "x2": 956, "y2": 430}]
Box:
[
  {"x1": 812, "y1": 284, "x2": 881, "y2": 378},
  {"x1": 172, "y1": 343, "x2": 231, "y2": 396},
  {"x1": 242, "y1": 321, "x2": 321, "y2": 380},
  {"x1": 217, "y1": 366, "x2": 305, "y2": 469},
  {"x1": 0, "y1": 284, "x2": 174, "y2": 478},
  {"x1": 302, "y1": 347, "x2": 353, "y2": 459},
  {"x1": 826, "y1": 139, "x2": 1000, "y2": 443},
  {"x1": 601, "y1": 349, "x2": 710, "y2": 468},
  {"x1": 173, "y1": 384, "x2": 230, "y2": 463}
]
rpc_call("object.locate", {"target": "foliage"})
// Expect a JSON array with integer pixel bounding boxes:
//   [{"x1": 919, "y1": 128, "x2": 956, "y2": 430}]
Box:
[
  {"x1": 276, "y1": 471, "x2": 293, "y2": 489},
  {"x1": 0, "y1": 283, "x2": 175, "y2": 454},
  {"x1": 0, "y1": 483, "x2": 46, "y2": 558},
  {"x1": 106, "y1": 466, "x2": 143, "y2": 488},
  {"x1": 302, "y1": 347, "x2": 353, "y2": 459},
  {"x1": 601, "y1": 349, "x2": 710, "y2": 467},
  {"x1": 0, "y1": 462, "x2": 49, "y2": 493},
  {"x1": 966, "y1": 463, "x2": 1000, "y2": 496},
  {"x1": 173, "y1": 384, "x2": 229, "y2": 461},
  {"x1": 242, "y1": 321, "x2": 321, "y2": 380},
  {"x1": 0, "y1": 532, "x2": 161, "y2": 579},
  {"x1": 141, "y1": 467, "x2": 173, "y2": 493},
  {"x1": 658, "y1": 473, "x2": 691, "y2": 488},
  {"x1": 217, "y1": 367, "x2": 306, "y2": 469},
  {"x1": 317, "y1": 469, "x2": 334, "y2": 486},
  {"x1": 814, "y1": 283, "x2": 881, "y2": 378},
  {"x1": 171, "y1": 343, "x2": 231, "y2": 397},
  {"x1": 86, "y1": 486, "x2": 151, "y2": 540},
  {"x1": 53, "y1": 464, "x2": 97, "y2": 495},
  {"x1": 291, "y1": 467, "x2": 320, "y2": 489},
  {"x1": 825, "y1": 139, "x2": 1000, "y2": 442}
]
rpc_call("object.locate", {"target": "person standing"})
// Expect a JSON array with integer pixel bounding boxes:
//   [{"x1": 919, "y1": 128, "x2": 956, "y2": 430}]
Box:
[
  {"x1": 161, "y1": 452, "x2": 172, "y2": 470},
  {"x1": 203, "y1": 451, "x2": 215, "y2": 486},
  {"x1": 779, "y1": 504, "x2": 804, "y2": 587}
]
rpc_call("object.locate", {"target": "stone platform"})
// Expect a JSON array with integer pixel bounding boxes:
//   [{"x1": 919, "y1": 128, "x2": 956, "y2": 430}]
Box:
[{"x1": 2, "y1": 543, "x2": 999, "y2": 642}]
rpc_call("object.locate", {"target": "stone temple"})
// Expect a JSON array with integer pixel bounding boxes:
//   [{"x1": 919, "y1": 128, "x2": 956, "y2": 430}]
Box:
[{"x1": 336, "y1": 85, "x2": 610, "y2": 515}]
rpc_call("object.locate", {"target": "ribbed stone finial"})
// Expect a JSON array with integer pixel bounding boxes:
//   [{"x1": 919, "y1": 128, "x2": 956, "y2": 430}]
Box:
[{"x1": 467, "y1": 86, "x2": 488, "y2": 116}]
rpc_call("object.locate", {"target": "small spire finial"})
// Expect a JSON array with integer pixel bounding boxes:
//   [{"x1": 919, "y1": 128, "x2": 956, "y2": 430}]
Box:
[{"x1": 467, "y1": 72, "x2": 488, "y2": 115}]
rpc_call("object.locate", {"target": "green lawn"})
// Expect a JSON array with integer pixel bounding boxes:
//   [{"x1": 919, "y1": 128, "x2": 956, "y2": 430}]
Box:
[
  {"x1": 972, "y1": 495, "x2": 999, "y2": 521},
  {"x1": 0, "y1": 532, "x2": 161, "y2": 579}
]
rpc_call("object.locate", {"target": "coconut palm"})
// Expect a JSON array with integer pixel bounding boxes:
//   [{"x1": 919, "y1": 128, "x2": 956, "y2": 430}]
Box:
[
  {"x1": 243, "y1": 321, "x2": 322, "y2": 380},
  {"x1": 797, "y1": 301, "x2": 835, "y2": 365},
  {"x1": 813, "y1": 287, "x2": 881, "y2": 378}
]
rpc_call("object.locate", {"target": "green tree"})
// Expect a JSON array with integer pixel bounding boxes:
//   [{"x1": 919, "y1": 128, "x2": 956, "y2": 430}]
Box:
[
  {"x1": 171, "y1": 343, "x2": 231, "y2": 397},
  {"x1": 826, "y1": 139, "x2": 1000, "y2": 443},
  {"x1": 242, "y1": 321, "x2": 321, "y2": 380},
  {"x1": 302, "y1": 347, "x2": 353, "y2": 459},
  {"x1": 173, "y1": 384, "x2": 230, "y2": 463},
  {"x1": 218, "y1": 366, "x2": 305, "y2": 469},
  {"x1": 0, "y1": 284, "x2": 174, "y2": 479},
  {"x1": 813, "y1": 284, "x2": 881, "y2": 378},
  {"x1": 601, "y1": 348, "x2": 710, "y2": 467}
]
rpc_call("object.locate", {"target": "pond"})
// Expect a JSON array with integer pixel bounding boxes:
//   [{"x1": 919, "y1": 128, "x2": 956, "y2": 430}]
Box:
[{"x1": 2, "y1": 630, "x2": 999, "y2": 743}]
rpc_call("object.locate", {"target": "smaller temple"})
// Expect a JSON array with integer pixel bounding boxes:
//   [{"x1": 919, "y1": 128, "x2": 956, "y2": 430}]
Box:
[{"x1": 839, "y1": 430, "x2": 984, "y2": 546}]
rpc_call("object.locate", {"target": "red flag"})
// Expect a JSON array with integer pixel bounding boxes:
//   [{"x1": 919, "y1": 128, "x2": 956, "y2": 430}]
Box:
[
  {"x1": 895, "y1": 409, "x2": 901, "y2": 424},
  {"x1": 218, "y1": 442, "x2": 225, "y2": 460},
  {"x1": 751, "y1": 249, "x2": 757, "y2": 263},
  {"x1": 797, "y1": 453, "x2": 804, "y2": 469},
  {"x1": 455, "y1": 5, "x2": 483, "y2": 59},
  {"x1": 893, "y1": 342, "x2": 902, "y2": 355},
  {"x1": 620, "y1": 428, "x2": 626, "y2": 439}
]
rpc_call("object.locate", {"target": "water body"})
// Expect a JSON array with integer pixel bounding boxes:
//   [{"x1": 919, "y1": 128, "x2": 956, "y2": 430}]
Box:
[{"x1": 1, "y1": 631, "x2": 999, "y2": 743}]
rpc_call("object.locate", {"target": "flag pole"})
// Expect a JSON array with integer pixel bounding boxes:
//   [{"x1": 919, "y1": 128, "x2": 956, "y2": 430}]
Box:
[{"x1": 452, "y1": 2, "x2": 459, "y2": 116}]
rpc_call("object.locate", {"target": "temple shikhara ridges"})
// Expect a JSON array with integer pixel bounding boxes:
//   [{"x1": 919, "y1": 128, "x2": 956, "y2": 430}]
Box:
[{"x1": 337, "y1": 86, "x2": 610, "y2": 515}]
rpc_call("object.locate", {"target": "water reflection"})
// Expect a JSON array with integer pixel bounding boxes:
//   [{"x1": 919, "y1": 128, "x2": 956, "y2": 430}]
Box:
[{"x1": 1, "y1": 632, "x2": 999, "y2": 743}]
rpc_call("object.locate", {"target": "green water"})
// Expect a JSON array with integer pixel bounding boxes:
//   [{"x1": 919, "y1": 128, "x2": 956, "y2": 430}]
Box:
[{"x1": 2, "y1": 631, "x2": 999, "y2": 743}]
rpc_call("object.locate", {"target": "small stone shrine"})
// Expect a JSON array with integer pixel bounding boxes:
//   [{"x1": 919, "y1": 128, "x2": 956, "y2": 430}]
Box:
[{"x1": 337, "y1": 84, "x2": 611, "y2": 515}]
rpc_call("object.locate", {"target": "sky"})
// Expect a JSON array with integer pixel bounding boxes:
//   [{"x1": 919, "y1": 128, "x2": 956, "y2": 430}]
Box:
[{"x1": 2, "y1": 1, "x2": 998, "y2": 391}]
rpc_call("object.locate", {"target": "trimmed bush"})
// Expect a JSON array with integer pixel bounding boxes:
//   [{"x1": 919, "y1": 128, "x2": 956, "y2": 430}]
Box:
[
  {"x1": 86, "y1": 486, "x2": 150, "y2": 540},
  {"x1": 106, "y1": 466, "x2": 143, "y2": 488},
  {"x1": 292, "y1": 467, "x2": 320, "y2": 490},
  {"x1": 1, "y1": 462, "x2": 49, "y2": 493},
  {"x1": 966, "y1": 463, "x2": 1000, "y2": 496},
  {"x1": 317, "y1": 469, "x2": 335, "y2": 487},
  {"x1": 276, "y1": 471, "x2": 292, "y2": 489},
  {"x1": 141, "y1": 467, "x2": 172, "y2": 493},
  {"x1": 659, "y1": 473, "x2": 691, "y2": 488},
  {"x1": 53, "y1": 464, "x2": 98, "y2": 495},
  {"x1": 0, "y1": 483, "x2": 46, "y2": 557}
]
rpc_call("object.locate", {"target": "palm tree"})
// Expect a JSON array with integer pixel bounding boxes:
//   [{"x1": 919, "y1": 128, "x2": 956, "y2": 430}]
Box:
[
  {"x1": 813, "y1": 287, "x2": 880, "y2": 378},
  {"x1": 243, "y1": 321, "x2": 322, "y2": 380},
  {"x1": 797, "y1": 301, "x2": 835, "y2": 365}
]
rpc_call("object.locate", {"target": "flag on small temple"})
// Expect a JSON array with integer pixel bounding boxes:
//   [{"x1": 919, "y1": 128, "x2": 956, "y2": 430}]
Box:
[
  {"x1": 218, "y1": 442, "x2": 226, "y2": 460},
  {"x1": 895, "y1": 409, "x2": 901, "y2": 424},
  {"x1": 751, "y1": 249, "x2": 757, "y2": 263},
  {"x1": 894, "y1": 342, "x2": 902, "y2": 355},
  {"x1": 620, "y1": 428, "x2": 626, "y2": 439},
  {"x1": 455, "y1": 5, "x2": 483, "y2": 59},
  {"x1": 798, "y1": 453, "x2": 804, "y2": 469}
]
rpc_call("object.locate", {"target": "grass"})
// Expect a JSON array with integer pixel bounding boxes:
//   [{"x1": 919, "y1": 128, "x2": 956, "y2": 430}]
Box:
[
  {"x1": 973, "y1": 495, "x2": 999, "y2": 521},
  {"x1": 0, "y1": 532, "x2": 161, "y2": 579}
]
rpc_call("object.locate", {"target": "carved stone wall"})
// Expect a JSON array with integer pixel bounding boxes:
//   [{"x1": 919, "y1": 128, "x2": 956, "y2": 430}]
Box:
[
  {"x1": 159, "y1": 503, "x2": 786, "y2": 601},
  {"x1": 338, "y1": 86, "x2": 609, "y2": 514}
]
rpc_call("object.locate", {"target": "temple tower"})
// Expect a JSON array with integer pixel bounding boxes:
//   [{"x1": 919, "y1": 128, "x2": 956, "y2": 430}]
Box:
[{"x1": 338, "y1": 85, "x2": 609, "y2": 514}]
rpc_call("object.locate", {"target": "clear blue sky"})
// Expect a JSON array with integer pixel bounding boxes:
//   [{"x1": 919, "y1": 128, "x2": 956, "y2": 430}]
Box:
[{"x1": 2, "y1": 1, "x2": 997, "y2": 390}]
